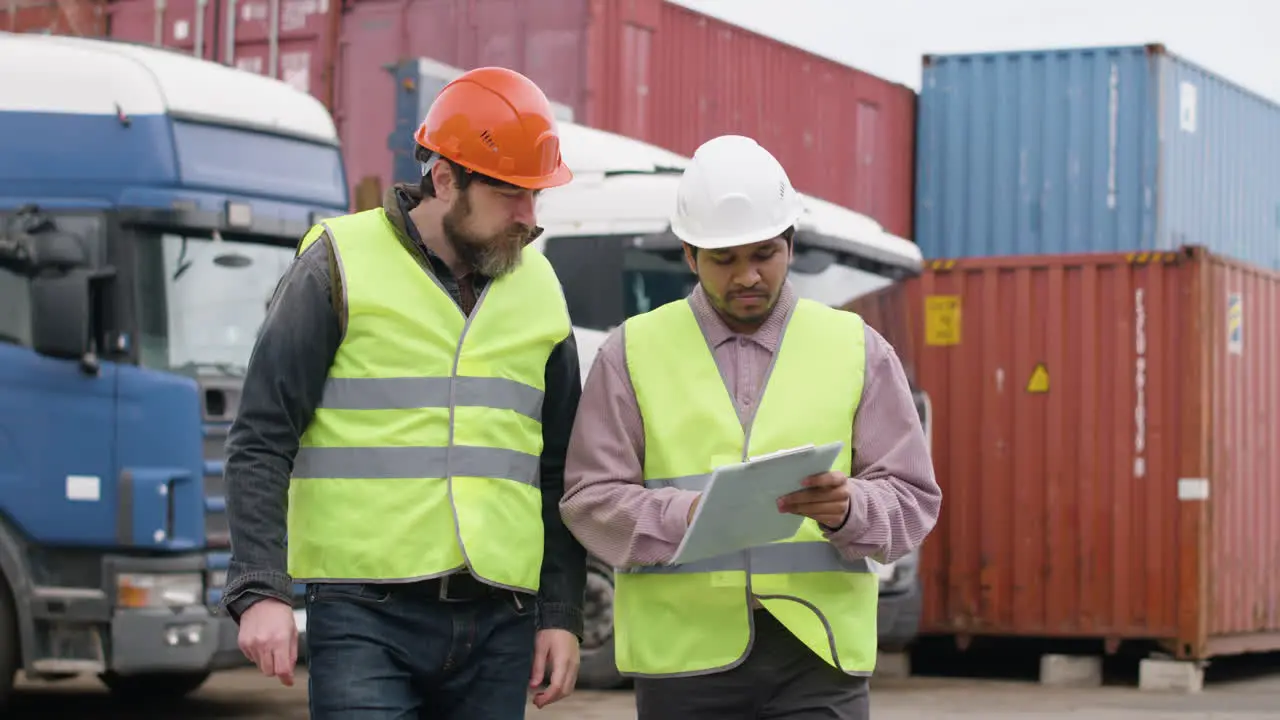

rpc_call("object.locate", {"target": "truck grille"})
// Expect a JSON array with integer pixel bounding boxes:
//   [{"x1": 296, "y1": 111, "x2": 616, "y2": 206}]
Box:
[
  {"x1": 198, "y1": 377, "x2": 241, "y2": 608},
  {"x1": 203, "y1": 423, "x2": 231, "y2": 549},
  {"x1": 196, "y1": 376, "x2": 304, "y2": 609}
]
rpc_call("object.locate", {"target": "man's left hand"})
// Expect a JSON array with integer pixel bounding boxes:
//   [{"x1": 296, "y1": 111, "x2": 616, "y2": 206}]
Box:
[
  {"x1": 529, "y1": 628, "x2": 580, "y2": 709},
  {"x1": 778, "y1": 471, "x2": 852, "y2": 528}
]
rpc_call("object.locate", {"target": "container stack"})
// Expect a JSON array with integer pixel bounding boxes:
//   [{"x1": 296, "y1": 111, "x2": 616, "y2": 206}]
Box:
[
  {"x1": 907, "y1": 44, "x2": 1280, "y2": 661},
  {"x1": 41, "y1": 0, "x2": 916, "y2": 241}
]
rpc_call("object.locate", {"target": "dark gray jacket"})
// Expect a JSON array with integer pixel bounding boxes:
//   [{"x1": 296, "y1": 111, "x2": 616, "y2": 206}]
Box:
[{"x1": 220, "y1": 184, "x2": 587, "y2": 637}]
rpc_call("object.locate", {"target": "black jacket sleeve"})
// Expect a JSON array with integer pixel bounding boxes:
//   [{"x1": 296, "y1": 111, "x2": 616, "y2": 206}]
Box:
[
  {"x1": 221, "y1": 237, "x2": 341, "y2": 621},
  {"x1": 534, "y1": 332, "x2": 588, "y2": 637}
]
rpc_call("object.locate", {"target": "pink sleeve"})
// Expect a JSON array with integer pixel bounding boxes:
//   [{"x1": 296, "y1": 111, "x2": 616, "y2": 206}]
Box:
[
  {"x1": 824, "y1": 325, "x2": 942, "y2": 564},
  {"x1": 558, "y1": 327, "x2": 699, "y2": 568}
]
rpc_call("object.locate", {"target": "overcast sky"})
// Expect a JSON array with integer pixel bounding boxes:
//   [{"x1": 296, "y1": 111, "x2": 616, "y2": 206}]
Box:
[{"x1": 669, "y1": 0, "x2": 1277, "y2": 104}]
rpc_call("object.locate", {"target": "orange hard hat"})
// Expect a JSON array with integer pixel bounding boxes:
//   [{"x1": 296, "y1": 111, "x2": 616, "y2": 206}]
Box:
[{"x1": 414, "y1": 66, "x2": 573, "y2": 190}]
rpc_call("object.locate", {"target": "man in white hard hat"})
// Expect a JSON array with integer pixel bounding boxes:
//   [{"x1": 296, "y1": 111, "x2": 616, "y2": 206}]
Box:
[{"x1": 559, "y1": 134, "x2": 941, "y2": 719}]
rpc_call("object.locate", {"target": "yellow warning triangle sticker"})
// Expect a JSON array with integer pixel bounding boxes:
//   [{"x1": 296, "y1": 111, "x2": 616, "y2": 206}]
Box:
[{"x1": 1026, "y1": 363, "x2": 1049, "y2": 393}]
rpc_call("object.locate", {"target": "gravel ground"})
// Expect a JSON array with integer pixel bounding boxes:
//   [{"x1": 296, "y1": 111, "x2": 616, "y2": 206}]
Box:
[{"x1": 9, "y1": 666, "x2": 1280, "y2": 719}]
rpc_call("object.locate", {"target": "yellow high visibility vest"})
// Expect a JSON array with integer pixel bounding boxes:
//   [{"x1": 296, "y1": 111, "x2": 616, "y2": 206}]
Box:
[
  {"x1": 614, "y1": 297, "x2": 879, "y2": 677},
  {"x1": 285, "y1": 209, "x2": 571, "y2": 593}
]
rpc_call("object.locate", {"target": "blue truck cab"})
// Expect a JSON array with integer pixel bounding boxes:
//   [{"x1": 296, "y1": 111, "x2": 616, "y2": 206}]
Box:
[{"x1": 0, "y1": 32, "x2": 347, "y2": 705}]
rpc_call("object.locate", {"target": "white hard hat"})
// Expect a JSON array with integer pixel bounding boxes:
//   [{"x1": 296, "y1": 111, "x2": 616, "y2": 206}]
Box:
[{"x1": 669, "y1": 134, "x2": 806, "y2": 250}]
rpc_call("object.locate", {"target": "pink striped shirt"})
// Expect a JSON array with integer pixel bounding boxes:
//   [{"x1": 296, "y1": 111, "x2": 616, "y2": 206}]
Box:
[{"x1": 559, "y1": 281, "x2": 941, "y2": 569}]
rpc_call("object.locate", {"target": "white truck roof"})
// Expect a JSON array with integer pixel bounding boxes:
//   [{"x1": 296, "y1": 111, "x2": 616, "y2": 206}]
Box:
[
  {"x1": 542, "y1": 120, "x2": 923, "y2": 378},
  {"x1": 0, "y1": 31, "x2": 338, "y2": 145},
  {"x1": 541, "y1": 120, "x2": 922, "y2": 269}
]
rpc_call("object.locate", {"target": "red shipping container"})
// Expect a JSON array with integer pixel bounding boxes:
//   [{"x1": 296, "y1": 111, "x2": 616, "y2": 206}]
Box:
[
  {"x1": 3, "y1": 0, "x2": 106, "y2": 36},
  {"x1": 102, "y1": 0, "x2": 915, "y2": 238},
  {"x1": 331, "y1": 0, "x2": 591, "y2": 215},
  {"x1": 107, "y1": 0, "x2": 340, "y2": 106},
  {"x1": 906, "y1": 248, "x2": 1280, "y2": 660},
  {"x1": 634, "y1": 2, "x2": 916, "y2": 239}
]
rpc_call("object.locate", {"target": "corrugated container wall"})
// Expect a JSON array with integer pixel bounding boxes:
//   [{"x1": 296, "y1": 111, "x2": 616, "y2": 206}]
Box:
[
  {"x1": 631, "y1": 2, "x2": 916, "y2": 239},
  {"x1": 3, "y1": 0, "x2": 107, "y2": 36},
  {"x1": 907, "y1": 249, "x2": 1280, "y2": 659},
  {"x1": 333, "y1": 0, "x2": 591, "y2": 199},
  {"x1": 104, "y1": 0, "x2": 592, "y2": 197},
  {"x1": 108, "y1": 0, "x2": 338, "y2": 101},
  {"x1": 101, "y1": 0, "x2": 914, "y2": 237},
  {"x1": 915, "y1": 44, "x2": 1280, "y2": 270},
  {"x1": 344, "y1": 0, "x2": 917, "y2": 239}
]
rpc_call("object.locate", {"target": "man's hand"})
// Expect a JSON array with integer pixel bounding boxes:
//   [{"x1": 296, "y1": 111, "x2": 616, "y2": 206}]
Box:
[
  {"x1": 237, "y1": 597, "x2": 298, "y2": 687},
  {"x1": 687, "y1": 494, "x2": 701, "y2": 525},
  {"x1": 529, "y1": 628, "x2": 580, "y2": 709},
  {"x1": 778, "y1": 471, "x2": 852, "y2": 528}
]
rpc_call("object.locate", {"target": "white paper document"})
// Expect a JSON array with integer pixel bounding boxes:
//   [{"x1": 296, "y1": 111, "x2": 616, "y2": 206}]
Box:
[{"x1": 669, "y1": 441, "x2": 845, "y2": 566}]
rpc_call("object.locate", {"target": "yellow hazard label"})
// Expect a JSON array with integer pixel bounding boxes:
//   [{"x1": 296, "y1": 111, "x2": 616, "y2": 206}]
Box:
[
  {"x1": 1227, "y1": 293, "x2": 1243, "y2": 355},
  {"x1": 924, "y1": 295, "x2": 961, "y2": 346},
  {"x1": 1027, "y1": 363, "x2": 1050, "y2": 393}
]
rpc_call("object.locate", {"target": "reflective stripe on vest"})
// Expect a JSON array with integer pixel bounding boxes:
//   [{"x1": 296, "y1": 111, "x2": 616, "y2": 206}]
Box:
[
  {"x1": 285, "y1": 209, "x2": 571, "y2": 591},
  {"x1": 614, "y1": 295, "x2": 879, "y2": 678}
]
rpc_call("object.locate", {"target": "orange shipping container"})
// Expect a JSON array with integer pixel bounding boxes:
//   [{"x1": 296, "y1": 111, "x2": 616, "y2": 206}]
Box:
[{"x1": 907, "y1": 248, "x2": 1280, "y2": 660}]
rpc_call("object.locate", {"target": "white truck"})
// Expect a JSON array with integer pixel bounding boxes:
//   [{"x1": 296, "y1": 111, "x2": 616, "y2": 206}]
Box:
[{"x1": 534, "y1": 122, "x2": 931, "y2": 689}]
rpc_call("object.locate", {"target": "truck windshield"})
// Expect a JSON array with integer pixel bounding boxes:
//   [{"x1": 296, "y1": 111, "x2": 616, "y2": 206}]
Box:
[
  {"x1": 543, "y1": 233, "x2": 901, "y2": 332},
  {"x1": 136, "y1": 232, "x2": 295, "y2": 374}
]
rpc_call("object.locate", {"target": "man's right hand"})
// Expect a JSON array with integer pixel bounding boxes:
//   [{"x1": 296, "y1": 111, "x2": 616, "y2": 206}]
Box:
[{"x1": 237, "y1": 597, "x2": 298, "y2": 687}]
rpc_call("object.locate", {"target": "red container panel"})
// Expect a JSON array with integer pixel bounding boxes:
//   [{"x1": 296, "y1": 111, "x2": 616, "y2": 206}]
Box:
[
  {"x1": 601, "y1": 2, "x2": 917, "y2": 239},
  {"x1": 100, "y1": 0, "x2": 916, "y2": 235},
  {"x1": 3, "y1": 0, "x2": 106, "y2": 36},
  {"x1": 907, "y1": 249, "x2": 1280, "y2": 659},
  {"x1": 107, "y1": 0, "x2": 336, "y2": 102},
  {"x1": 334, "y1": 0, "x2": 591, "y2": 206},
  {"x1": 1205, "y1": 256, "x2": 1280, "y2": 644}
]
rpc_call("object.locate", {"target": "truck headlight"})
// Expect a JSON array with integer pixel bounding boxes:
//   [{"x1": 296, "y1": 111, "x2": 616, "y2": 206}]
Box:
[{"x1": 117, "y1": 572, "x2": 203, "y2": 609}]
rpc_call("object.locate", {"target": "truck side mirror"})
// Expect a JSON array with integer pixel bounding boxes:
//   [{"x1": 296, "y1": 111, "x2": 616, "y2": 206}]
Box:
[
  {"x1": 31, "y1": 268, "x2": 95, "y2": 362},
  {"x1": 0, "y1": 236, "x2": 32, "y2": 274},
  {"x1": 4, "y1": 205, "x2": 88, "y2": 271},
  {"x1": 6, "y1": 205, "x2": 110, "y2": 371}
]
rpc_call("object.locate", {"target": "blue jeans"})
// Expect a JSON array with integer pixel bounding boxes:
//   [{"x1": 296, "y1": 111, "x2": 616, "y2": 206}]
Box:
[{"x1": 304, "y1": 581, "x2": 537, "y2": 720}]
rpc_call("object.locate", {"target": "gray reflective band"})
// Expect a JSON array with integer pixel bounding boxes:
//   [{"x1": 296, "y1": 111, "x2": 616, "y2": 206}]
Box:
[
  {"x1": 644, "y1": 474, "x2": 712, "y2": 492},
  {"x1": 319, "y1": 376, "x2": 544, "y2": 420},
  {"x1": 628, "y1": 542, "x2": 870, "y2": 575},
  {"x1": 293, "y1": 445, "x2": 540, "y2": 486}
]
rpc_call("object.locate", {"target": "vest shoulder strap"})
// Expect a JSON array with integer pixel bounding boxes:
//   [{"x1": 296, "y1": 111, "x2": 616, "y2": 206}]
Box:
[
  {"x1": 624, "y1": 298, "x2": 697, "y2": 344},
  {"x1": 296, "y1": 208, "x2": 391, "y2": 257},
  {"x1": 789, "y1": 298, "x2": 866, "y2": 344}
]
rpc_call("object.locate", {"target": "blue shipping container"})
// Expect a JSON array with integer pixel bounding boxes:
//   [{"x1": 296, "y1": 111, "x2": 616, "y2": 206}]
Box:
[{"x1": 914, "y1": 44, "x2": 1280, "y2": 269}]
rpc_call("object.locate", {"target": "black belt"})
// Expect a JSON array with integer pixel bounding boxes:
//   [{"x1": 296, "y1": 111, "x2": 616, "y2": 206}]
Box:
[{"x1": 415, "y1": 572, "x2": 507, "y2": 602}]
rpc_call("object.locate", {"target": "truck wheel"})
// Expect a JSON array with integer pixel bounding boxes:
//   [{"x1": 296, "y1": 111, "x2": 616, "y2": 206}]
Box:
[
  {"x1": 100, "y1": 671, "x2": 211, "y2": 700},
  {"x1": 576, "y1": 557, "x2": 628, "y2": 690},
  {"x1": 0, "y1": 574, "x2": 18, "y2": 710}
]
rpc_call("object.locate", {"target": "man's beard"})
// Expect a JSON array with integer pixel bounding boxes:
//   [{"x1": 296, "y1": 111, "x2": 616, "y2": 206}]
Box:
[
  {"x1": 706, "y1": 280, "x2": 779, "y2": 328},
  {"x1": 441, "y1": 194, "x2": 535, "y2": 278}
]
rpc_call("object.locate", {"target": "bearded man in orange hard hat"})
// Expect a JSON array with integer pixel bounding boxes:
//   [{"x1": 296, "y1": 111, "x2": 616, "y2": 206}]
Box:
[{"x1": 221, "y1": 66, "x2": 587, "y2": 719}]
